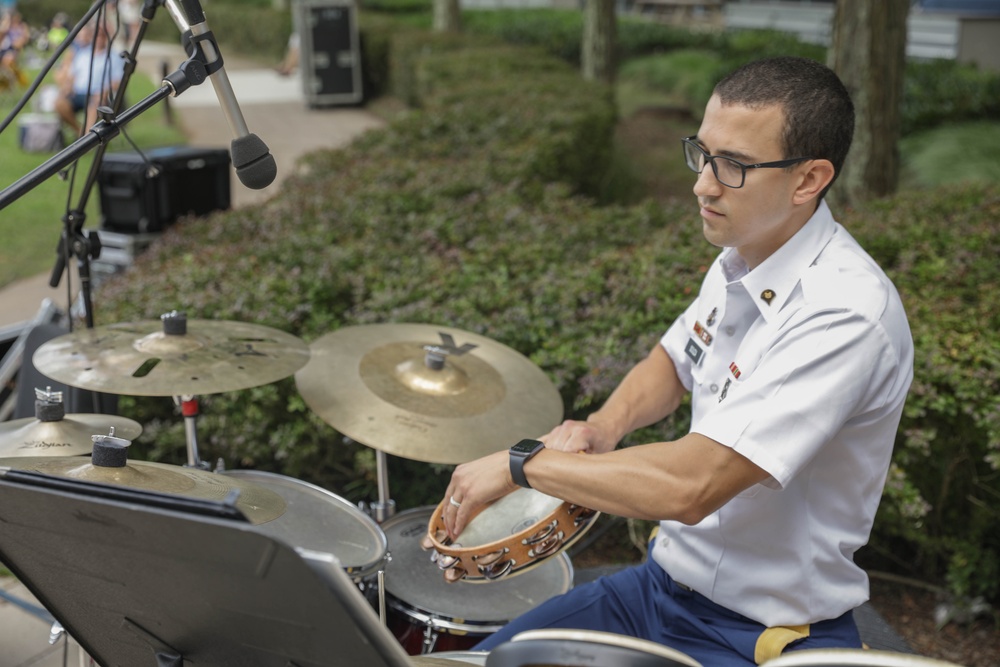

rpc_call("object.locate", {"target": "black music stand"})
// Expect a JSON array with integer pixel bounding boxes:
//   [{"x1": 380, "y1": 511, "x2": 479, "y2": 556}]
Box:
[{"x1": 0, "y1": 471, "x2": 412, "y2": 667}]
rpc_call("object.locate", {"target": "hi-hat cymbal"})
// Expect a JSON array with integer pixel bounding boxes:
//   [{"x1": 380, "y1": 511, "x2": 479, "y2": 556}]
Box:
[
  {"x1": 295, "y1": 323, "x2": 564, "y2": 464},
  {"x1": 32, "y1": 318, "x2": 310, "y2": 397},
  {"x1": 0, "y1": 456, "x2": 287, "y2": 525},
  {"x1": 0, "y1": 414, "x2": 142, "y2": 457}
]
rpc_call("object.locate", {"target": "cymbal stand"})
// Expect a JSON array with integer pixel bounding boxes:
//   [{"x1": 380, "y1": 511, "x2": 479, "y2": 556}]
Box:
[
  {"x1": 174, "y1": 395, "x2": 209, "y2": 470},
  {"x1": 373, "y1": 450, "x2": 396, "y2": 523},
  {"x1": 346, "y1": 436, "x2": 395, "y2": 522}
]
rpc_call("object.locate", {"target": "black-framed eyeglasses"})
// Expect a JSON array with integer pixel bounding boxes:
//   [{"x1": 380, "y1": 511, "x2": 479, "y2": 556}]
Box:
[{"x1": 681, "y1": 136, "x2": 813, "y2": 189}]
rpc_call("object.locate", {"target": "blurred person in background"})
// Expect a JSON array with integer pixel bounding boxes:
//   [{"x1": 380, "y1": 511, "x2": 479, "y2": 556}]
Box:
[
  {"x1": 55, "y1": 20, "x2": 125, "y2": 134},
  {"x1": 0, "y1": 11, "x2": 30, "y2": 90}
]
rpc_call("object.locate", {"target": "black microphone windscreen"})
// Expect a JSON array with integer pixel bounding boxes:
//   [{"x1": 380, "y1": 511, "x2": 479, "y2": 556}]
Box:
[{"x1": 231, "y1": 134, "x2": 277, "y2": 190}]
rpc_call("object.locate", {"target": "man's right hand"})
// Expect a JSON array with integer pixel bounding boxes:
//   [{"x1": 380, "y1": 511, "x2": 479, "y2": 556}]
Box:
[{"x1": 541, "y1": 418, "x2": 617, "y2": 455}]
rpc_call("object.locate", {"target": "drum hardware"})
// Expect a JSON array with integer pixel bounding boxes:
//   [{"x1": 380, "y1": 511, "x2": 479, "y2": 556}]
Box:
[
  {"x1": 0, "y1": 386, "x2": 143, "y2": 457},
  {"x1": 294, "y1": 323, "x2": 564, "y2": 466},
  {"x1": 378, "y1": 569, "x2": 387, "y2": 626},
  {"x1": 350, "y1": 435, "x2": 398, "y2": 523},
  {"x1": 424, "y1": 488, "x2": 598, "y2": 583},
  {"x1": 31, "y1": 311, "x2": 311, "y2": 469},
  {"x1": 175, "y1": 394, "x2": 209, "y2": 469}
]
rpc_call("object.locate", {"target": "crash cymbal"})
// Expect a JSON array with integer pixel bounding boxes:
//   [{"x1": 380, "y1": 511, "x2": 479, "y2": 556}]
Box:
[
  {"x1": 0, "y1": 413, "x2": 142, "y2": 457},
  {"x1": 0, "y1": 456, "x2": 287, "y2": 525},
  {"x1": 31, "y1": 313, "x2": 310, "y2": 397},
  {"x1": 295, "y1": 323, "x2": 563, "y2": 464}
]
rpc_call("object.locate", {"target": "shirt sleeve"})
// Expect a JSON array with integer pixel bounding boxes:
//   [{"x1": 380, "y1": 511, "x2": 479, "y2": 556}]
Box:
[
  {"x1": 691, "y1": 306, "x2": 903, "y2": 488},
  {"x1": 661, "y1": 299, "x2": 699, "y2": 392}
]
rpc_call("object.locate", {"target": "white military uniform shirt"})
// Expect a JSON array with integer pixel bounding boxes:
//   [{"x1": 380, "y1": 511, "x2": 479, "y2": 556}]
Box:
[{"x1": 654, "y1": 201, "x2": 914, "y2": 627}]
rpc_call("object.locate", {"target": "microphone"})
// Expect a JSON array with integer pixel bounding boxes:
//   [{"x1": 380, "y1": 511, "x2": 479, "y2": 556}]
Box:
[{"x1": 164, "y1": 0, "x2": 277, "y2": 190}]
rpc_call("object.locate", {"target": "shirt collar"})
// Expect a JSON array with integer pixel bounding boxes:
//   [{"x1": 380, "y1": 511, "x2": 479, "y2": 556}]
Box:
[{"x1": 729, "y1": 200, "x2": 838, "y2": 323}]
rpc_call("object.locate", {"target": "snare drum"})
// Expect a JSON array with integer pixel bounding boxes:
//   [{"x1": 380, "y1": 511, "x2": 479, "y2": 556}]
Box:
[
  {"x1": 221, "y1": 469, "x2": 387, "y2": 582},
  {"x1": 382, "y1": 507, "x2": 574, "y2": 655}
]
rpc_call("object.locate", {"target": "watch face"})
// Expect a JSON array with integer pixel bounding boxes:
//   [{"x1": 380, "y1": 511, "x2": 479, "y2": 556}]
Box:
[{"x1": 511, "y1": 439, "x2": 543, "y2": 455}]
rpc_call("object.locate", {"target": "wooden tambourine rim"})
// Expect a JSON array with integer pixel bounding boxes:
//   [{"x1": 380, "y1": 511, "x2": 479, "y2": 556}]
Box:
[{"x1": 425, "y1": 494, "x2": 599, "y2": 583}]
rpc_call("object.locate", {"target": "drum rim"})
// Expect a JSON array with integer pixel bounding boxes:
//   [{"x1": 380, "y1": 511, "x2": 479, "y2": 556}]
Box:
[
  {"x1": 509, "y1": 629, "x2": 703, "y2": 666},
  {"x1": 386, "y1": 596, "x2": 506, "y2": 634},
  {"x1": 759, "y1": 647, "x2": 965, "y2": 666},
  {"x1": 221, "y1": 468, "x2": 388, "y2": 577}
]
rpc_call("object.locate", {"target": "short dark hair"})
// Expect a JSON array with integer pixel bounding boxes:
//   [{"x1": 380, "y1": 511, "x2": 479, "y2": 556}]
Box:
[{"x1": 713, "y1": 56, "x2": 855, "y2": 199}]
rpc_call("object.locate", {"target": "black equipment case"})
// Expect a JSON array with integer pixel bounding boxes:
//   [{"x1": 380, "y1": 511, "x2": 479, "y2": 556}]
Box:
[
  {"x1": 97, "y1": 146, "x2": 231, "y2": 233},
  {"x1": 298, "y1": 0, "x2": 363, "y2": 106}
]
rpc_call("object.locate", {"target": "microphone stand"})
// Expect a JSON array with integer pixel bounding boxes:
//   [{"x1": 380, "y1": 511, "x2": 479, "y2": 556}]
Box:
[
  {"x1": 0, "y1": 0, "x2": 208, "y2": 327},
  {"x1": 46, "y1": 0, "x2": 166, "y2": 331}
]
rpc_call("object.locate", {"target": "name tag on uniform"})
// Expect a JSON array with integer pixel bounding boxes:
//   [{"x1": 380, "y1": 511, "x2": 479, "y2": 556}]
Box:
[{"x1": 685, "y1": 338, "x2": 704, "y2": 365}]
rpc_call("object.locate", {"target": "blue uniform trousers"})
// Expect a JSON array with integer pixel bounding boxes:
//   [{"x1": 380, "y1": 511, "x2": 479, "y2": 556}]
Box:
[{"x1": 473, "y1": 556, "x2": 862, "y2": 666}]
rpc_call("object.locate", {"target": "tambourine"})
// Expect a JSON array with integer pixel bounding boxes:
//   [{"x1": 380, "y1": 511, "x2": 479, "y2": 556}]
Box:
[{"x1": 423, "y1": 487, "x2": 599, "y2": 583}]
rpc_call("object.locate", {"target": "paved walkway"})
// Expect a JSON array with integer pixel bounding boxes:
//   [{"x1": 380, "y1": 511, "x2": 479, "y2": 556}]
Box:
[{"x1": 0, "y1": 39, "x2": 384, "y2": 665}]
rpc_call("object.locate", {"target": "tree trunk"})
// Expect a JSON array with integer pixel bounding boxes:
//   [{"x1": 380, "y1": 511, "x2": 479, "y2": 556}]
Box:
[
  {"x1": 582, "y1": 0, "x2": 617, "y2": 84},
  {"x1": 433, "y1": 0, "x2": 462, "y2": 33},
  {"x1": 827, "y1": 0, "x2": 909, "y2": 209}
]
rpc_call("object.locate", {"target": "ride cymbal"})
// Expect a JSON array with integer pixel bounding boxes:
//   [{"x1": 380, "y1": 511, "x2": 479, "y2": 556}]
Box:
[
  {"x1": 0, "y1": 456, "x2": 287, "y2": 525},
  {"x1": 0, "y1": 414, "x2": 142, "y2": 457},
  {"x1": 294, "y1": 323, "x2": 564, "y2": 464},
  {"x1": 32, "y1": 314, "x2": 310, "y2": 397}
]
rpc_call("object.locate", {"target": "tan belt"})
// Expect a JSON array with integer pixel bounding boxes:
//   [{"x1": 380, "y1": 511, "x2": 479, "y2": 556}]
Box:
[{"x1": 754, "y1": 624, "x2": 810, "y2": 664}]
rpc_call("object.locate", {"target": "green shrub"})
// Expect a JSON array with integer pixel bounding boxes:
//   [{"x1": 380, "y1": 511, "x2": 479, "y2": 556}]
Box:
[
  {"x1": 848, "y1": 185, "x2": 1000, "y2": 602},
  {"x1": 459, "y1": 9, "x2": 720, "y2": 66},
  {"x1": 88, "y1": 20, "x2": 1000, "y2": 605},
  {"x1": 363, "y1": 0, "x2": 433, "y2": 14},
  {"x1": 462, "y1": 8, "x2": 585, "y2": 63},
  {"x1": 902, "y1": 59, "x2": 1000, "y2": 136},
  {"x1": 619, "y1": 49, "x2": 721, "y2": 118},
  {"x1": 900, "y1": 121, "x2": 1000, "y2": 190}
]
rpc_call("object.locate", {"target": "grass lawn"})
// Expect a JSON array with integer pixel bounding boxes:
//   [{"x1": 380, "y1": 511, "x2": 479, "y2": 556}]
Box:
[{"x1": 0, "y1": 67, "x2": 187, "y2": 288}]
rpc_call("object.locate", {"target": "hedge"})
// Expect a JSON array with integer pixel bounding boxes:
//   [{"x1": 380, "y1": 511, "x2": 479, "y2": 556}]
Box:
[{"x1": 88, "y1": 25, "x2": 1000, "y2": 604}]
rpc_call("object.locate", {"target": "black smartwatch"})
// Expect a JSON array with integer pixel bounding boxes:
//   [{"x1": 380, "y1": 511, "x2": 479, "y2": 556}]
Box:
[{"x1": 509, "y1": 438, "x2": 545, "y2": 489}]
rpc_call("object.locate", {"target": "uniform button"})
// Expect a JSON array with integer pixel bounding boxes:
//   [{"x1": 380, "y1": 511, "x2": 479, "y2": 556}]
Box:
[
  {"x1": 710, "y1": 383, "x2": 719, "y2": 393},
  {"x1": 725, "y1": 326, "x2": 735, "y2": 336}
]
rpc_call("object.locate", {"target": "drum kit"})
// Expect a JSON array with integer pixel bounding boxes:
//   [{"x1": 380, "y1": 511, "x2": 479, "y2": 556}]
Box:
[
  {"x1": 0, "y1": 314, "x2": 600, "y2": 660},
  {"x1": 0, "y1": 316, "x2": 966, "y2": 667}
]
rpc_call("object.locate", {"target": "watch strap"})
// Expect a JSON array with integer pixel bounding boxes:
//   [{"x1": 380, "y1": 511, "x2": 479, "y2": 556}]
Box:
[{"x1": 509, "y1": 439, "x2": 544, "y2": 489}]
